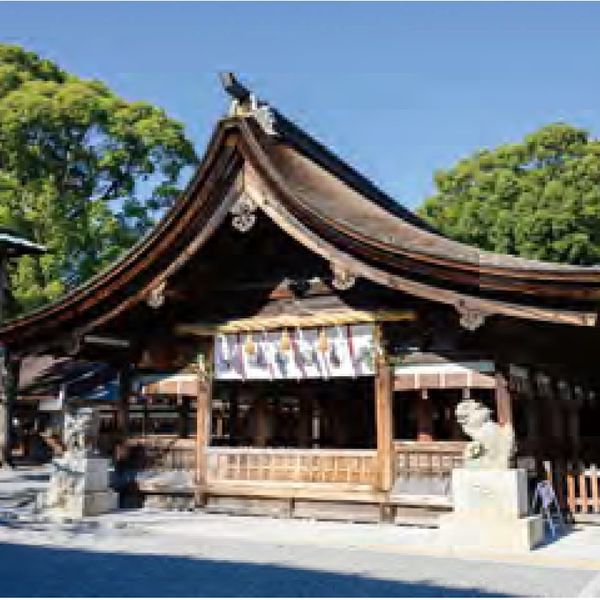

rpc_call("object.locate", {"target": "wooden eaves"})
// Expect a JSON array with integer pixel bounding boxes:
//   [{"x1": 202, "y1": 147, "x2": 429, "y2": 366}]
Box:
[{"x1": 2, "y1": 76, "x2": 600, "y2": 355}]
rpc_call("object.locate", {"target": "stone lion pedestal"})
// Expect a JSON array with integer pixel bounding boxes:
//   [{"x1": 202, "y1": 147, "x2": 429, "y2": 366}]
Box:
[
  {"x1": 46, "y1": 456, "x2": 118, "y2": 518},
  {"x1": 438, "y1": 398, "x2": 544, "y2": 552},
  {"x1": 439, "y1": 468, "x2": 544, "y2": 552},
  {"x1": 43, "y1": 407, "x2": 118, "y2": 520}
]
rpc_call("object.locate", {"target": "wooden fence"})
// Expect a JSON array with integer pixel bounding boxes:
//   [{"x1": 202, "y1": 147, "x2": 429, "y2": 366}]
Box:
[
  {"x1": 392, "y1": 441, "x2": 465, "y2": 497},
  {"x1": 564, "y1": 465, "x2": 600, "y2": 515},
  {"x1": 206, "y1": 447, "x2": 377, "y2": 486},
  {"x1": 544, "y1": 461, "x2": 600, "y2": 518}
]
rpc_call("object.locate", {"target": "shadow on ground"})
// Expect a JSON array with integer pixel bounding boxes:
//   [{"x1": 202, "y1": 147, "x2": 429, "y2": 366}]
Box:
[{"x1": 0, "y1": 540, "x2": 511, "y2": 597}]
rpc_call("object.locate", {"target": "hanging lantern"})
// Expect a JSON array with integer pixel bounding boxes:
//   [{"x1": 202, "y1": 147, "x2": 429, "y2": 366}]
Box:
[
  {"x1": 317, "y1": 328, "x2": 329, "y2": 353},
  {"x1": 280, "y1": 329, "x2": 291, "y2": 352},
  {"x1": 244, "y1": 333, "x2": 256, "y2": 356}
]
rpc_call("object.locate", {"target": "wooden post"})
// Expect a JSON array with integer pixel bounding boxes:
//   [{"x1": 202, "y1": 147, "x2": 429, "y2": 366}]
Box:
[
  {"x1": 179, "y1": 396, "x2": 190, "y2": 439},
  {"x1": 195, "y1": 345, "x2": 213, "y2": 505},
  {"x1": 416, "y1": 389, "x2": 434, "y2": 442},
  {"x1": 142, "y1": 396, "x2": 148, "y2": 437},
  {"x1": 228, "y1": 386, "x2": 238, "y2": 445},
  {"x1": 297, "y1": 392, "x2": 311, "y2": 448},
  {"x1": 311, "y1": 396, "x2": 320, "y2": 448},
  {"x1": 0, "y1": 347, "x2": 10, "y2": 468},
  {"x1": 0, "y1": 251, "x2": 15, "y2": 469},
  {"x1": 450, "y1": 395, "x2": 463, "y2": 440},
  {"x1": 375, "y1": 354, "x2": 394, "y2": 492},
  {"x1": 115, "y1": 365, "x2": 131, "y2": 464},
  {"x1": 255, "y1": 396, "x2": 269, "y2": 447},
  {"x1": 567, "y1": 407, "x2": 581, "y2": 458},
  {"x1": 525, "y1": 398, "x2": 540, "y2": 448},
  {"x1": 495, "y1": 372, "x2": 513, "y2": 427},
  {"x1": 0, "y1": 353, "x2": 18, "y2": 468}
]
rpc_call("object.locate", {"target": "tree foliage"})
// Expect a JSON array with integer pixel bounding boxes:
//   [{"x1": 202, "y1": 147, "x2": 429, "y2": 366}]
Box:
[
  {"x1": 418, "y1": 123, "x2": 600, "y2": 266},
  {"x1": 0, "y1": 44, "x2": 197, "y2": 314}
]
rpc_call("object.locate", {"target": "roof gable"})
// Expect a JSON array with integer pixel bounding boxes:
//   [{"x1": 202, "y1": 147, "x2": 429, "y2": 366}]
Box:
[{"x1": 2, "y1": 80, "x2": 600, "y2": 353}]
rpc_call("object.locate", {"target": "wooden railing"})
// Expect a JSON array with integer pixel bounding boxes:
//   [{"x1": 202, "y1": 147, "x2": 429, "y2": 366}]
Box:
[
  {"x1": 206, "y1": 447, "x2": 377, "y2": 486},
  {"x1": 126, "y1": 437, "x2": 195, "y2": 472},
  {"x1": 392, "y1": 441, "x2": 466, "y2": 497},
  {"x1": 565, "y1": 466, "x2": 600, "y2": 514},
  {"x1": 539, "y1": 460, "x2": 600, "y2": 519}
]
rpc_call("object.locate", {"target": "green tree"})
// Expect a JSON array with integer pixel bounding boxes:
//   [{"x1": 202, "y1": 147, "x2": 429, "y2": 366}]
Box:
[
  {"x1": 0, "y1": 44, "x2": 197, "y2": 314},
  {"x1": 418, "y1": 123, "x2": 600, "y2": 265}
]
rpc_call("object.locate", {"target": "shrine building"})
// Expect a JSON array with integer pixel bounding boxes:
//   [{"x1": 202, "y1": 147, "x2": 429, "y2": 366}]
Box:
[{"x1": 3, "y1": 74, "x2": 600, "y2": 521}]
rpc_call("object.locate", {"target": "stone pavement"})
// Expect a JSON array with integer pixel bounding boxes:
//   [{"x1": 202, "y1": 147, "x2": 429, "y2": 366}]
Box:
[{"x1": 0, "y1": 466, "x2": 599, "y2": 597}]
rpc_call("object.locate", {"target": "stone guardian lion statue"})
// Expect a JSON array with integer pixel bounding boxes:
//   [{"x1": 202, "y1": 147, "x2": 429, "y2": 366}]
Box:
[
  {"x1": 63, "y1": 406, "x2": 100, "y2": 456},
  {"x1": 455, "y1": 399, "x2": 515, "y2": 469}
]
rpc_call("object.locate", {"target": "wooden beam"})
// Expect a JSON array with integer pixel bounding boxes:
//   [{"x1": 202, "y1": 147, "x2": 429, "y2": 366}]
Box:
[{"x1": 375, "y1": 353, "x2": 394, "y2": 492}]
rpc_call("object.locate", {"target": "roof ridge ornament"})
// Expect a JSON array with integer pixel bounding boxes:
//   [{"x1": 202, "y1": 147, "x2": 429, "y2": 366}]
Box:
[{"x1": 219, "y1": 72, "x2": 277, "y2": 136}]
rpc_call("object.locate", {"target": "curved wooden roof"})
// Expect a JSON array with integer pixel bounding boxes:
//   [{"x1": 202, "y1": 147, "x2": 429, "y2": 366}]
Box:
[{"x1": 2, "y1": 87, "x2": 600, "y2": 351}]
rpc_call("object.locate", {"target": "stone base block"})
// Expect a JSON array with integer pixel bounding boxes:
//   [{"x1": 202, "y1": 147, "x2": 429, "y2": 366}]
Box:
[
  {"x1": 438, "y1": 512, "x2": 545, "y2": 552},
  {"x1": 48, "y1": 490, "x2": 118, "y2": 520},
  {"x1": 52, "y1": 456, "x2": 111, "y2": 493},
  {"x1": 452, "y1": 468, "x2": 529, "y2": 519}
]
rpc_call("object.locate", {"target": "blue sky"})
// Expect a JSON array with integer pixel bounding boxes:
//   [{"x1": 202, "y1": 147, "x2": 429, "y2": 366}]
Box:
[{"x1": 3, "y1": 2, "x2": 600, "y2": 208}]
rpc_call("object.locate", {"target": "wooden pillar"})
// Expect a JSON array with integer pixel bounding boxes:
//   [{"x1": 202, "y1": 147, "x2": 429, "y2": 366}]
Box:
[
  {"x1": 450, "y1": 394, "x2": 463, "y2": 440},
  {"x1": 495, "y1": 372, "x2": 513, "y2": 426},
  {"x1": 0, "y1": 252, "x2": 9, "y2": 468},
  {"x1": 522, "y1": 396, "x2": 541, "y2": 458},
  {"x1": 0, "y1": 353, "x2": 19, "y2": 468},
  {"x1": 0, "y1": 355, "x2": 19, "y2": 468},
  {"x1": 179, "y1": 396, "x2": 190, "y2": 439},
  {"x1": 0, "y1": 349, "x2": 9, "y2": 468},
  {"x1": 567, "y1": 389, "x2": 582, "y2": 459},
  {"x1": 416, "y1": 389, "x2": 434, "y2": 442},
  {"x1": 255, "y1": 396, "x2": 269, "y2": 447},
  {"x1": 195, "y1": 347, "x2": 213, "y2": 504},
  {"x1": 567, "y1": 408, "x2": 580, "y2": 457},
  {"x1": 115, "y1": 365, "x2": 131, "y2": 463},
  {"x1": 297, "y1": 392, "x2": 311, "y2": 448},
  {"x1": 547, "y1": 381, "x2": 565, "y2": 450},
  {"x1": 142, "y1": 396, "x2": 148, "y2": 437},
  {"x1": 228, "y1": 387, "x2": 238, "y2": 445},
  {"x1": 331, "y1": 396, "x2": 346, "y2": 447},
  {"x1": 311, "y1": 396, "x2": 321, "y2": 448},
  {"x1": 525, "y1": 398, "x2": 540, "y2": 440},
  {"x1": 375, "y1": 355, "x2": 394, "y2": 492}
]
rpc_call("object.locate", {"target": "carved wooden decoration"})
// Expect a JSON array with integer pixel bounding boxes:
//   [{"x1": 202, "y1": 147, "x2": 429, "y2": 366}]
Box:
[
  {"x1": 230, "y1": 194, "x2": 258, "y2": 232},
  {"x1": 146, "y1": 281, "x2": 166, "y2": 309},
  {"x1": 456, "y1": 301, "x2": 487, "y2": 331},
  {"x1": 330, "y1": 263, "x2": 356, "y2": 291}
]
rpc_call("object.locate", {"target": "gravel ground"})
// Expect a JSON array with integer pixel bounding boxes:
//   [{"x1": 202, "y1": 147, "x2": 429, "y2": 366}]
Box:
[{"x1": 0, "y1": 466, "x2": 598, "y2": 597}]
